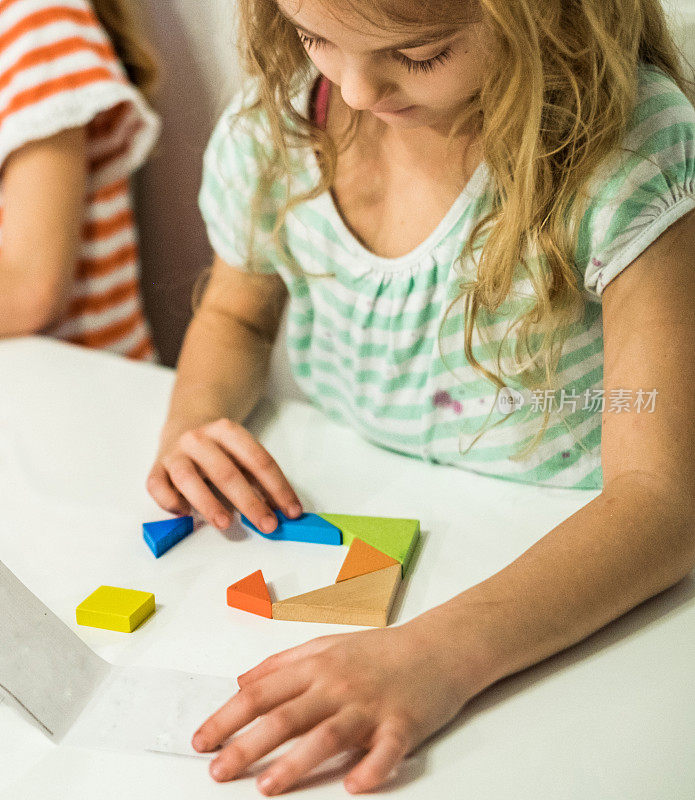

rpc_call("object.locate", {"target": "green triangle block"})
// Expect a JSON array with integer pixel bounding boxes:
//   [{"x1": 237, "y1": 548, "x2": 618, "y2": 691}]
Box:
[{"x1": 316, "y1": 513, "x2": 419, "y2": 576}]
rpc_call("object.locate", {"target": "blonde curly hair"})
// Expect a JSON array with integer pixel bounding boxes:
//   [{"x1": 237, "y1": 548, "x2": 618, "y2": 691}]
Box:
[{"x1": 201, "y1": 0, "x2": 694, "y2": 461}]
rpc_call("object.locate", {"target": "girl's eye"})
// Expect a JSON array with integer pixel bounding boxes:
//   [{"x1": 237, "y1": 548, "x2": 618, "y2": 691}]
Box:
[
  {"x1": 297, "y1": 32, "x2": 327, "y2": 50},
  {"x1": 297, "y1": 32, "x2": 453, "y2": 74},
  {"x1": 395, "y1": 47, "x2": 453, "y2": 73}
]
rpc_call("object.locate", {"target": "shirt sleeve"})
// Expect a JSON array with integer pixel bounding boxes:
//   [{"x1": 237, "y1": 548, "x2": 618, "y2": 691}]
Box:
[
  {"x1": 197, "y1": 88, "x2": 283, "y2": 274},
  {"x1": 0, "y1": 0, "x2": 160, "y2": 189},
  {"x1": 574, "y1": 63, "x2": 695, "y2": 301}
]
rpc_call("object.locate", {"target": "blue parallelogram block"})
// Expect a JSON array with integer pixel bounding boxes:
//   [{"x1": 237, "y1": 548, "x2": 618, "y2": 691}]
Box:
[
  {"x1": 143, "y1": 515, "x2": 194, "y2": 558},
  {"x1": 240, "y1": 510, "x2": 342, "y2": 545}
]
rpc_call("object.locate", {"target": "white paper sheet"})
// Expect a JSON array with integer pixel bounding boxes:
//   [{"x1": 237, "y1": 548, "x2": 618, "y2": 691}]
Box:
[
  {"x1": 0, "y1": 560, "x2": 233, "y2": 756},
  {"x1": 63, "y1": 665, "x2": 235, "y2": 756}
]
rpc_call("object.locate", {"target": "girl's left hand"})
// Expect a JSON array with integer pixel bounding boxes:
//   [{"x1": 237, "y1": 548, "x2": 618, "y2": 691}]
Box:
[{"x1": 192, "y1": 617, "x2": 490, "y2": 795}]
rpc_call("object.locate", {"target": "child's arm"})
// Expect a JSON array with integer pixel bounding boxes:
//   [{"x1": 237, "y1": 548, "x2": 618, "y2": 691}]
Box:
[
  {"x1": 191, "y1": 210, "x2": 695, "y2": 795},
  {"x1": 0, "y1": 126, "x2": 87, "y2": 337},
  {"x1": 147, "y1": 253, "x2": 303, "y2": 533}
]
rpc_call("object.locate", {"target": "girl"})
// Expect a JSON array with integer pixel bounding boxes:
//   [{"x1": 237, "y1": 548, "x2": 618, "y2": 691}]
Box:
[
  {"x1": 0, "y1": 0, "x2": 160, "y2": 359},
  {"x1": 148, "y1": 0, "x2": 695, "y2": 793}
]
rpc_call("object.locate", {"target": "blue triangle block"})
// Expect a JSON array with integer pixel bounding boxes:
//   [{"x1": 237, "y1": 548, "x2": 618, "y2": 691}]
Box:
[
  {"x1": 143, "y1": 515, "x2": 194, "y2": 558},
  {"x1": 240, "y1": 510, "x2": 342, "y2": 545}
]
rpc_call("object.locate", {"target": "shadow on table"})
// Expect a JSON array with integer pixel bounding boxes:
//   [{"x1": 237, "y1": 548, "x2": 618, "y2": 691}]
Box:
[
  {"x1": 238, "y1": 746, "x2": 427, "y2": 794},
  {"x1": 415, "y1": 570, "x2": 695, "y2": 750},
  {"x1": 389, "y1": 528, "x2": 426, "y2": 624}
]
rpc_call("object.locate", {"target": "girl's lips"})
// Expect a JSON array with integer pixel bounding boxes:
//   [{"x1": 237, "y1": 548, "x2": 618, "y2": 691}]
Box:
[{"x1": 372, "y1": 105, "x2": 416, "y2": 116}]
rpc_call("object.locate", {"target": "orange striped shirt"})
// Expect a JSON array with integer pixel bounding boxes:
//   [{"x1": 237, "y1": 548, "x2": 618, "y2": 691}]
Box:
[{"x1": 0, "y1": 0, "x2": 160, "y2": 360}]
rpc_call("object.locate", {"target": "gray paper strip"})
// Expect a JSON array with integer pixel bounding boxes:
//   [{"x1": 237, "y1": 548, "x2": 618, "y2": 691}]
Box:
[{"x1": 0, "y1": 560, "x2": 110, "y2": 741}]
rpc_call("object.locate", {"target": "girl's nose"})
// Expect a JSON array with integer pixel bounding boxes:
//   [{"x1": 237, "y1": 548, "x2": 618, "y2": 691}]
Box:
[{"x1": 338, "y1": 62, "x2": 391, "y2": 112}]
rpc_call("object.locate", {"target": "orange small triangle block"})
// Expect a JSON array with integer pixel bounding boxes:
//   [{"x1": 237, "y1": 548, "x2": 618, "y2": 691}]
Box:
[
  {"x1": 336, "y1": 538, "x2": 400, "y2": 583},
  {"x1": 227, "y1": 569, "x2": 272, "y2": 618}
]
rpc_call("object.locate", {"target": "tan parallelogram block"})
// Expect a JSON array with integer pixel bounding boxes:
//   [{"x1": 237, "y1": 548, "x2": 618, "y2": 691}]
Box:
[{"x1": 272, "y1": 563, "x2": 402, "y2": 627}]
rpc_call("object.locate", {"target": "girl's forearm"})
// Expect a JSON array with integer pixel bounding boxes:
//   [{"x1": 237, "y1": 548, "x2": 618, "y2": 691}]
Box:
[
  {"x1": 0, "y1": 127, "x2": 86, "y2": 337},
  {"x1": 0, "y1": 265, "x2": 48, "y2": 336},
  {"x1": 0, "y1": 254, "x2": 73, "y2": 336},
  {"x1": 158, "y1": 306, "x2": 274, "y2": 452},
  {"x1": 412, "y1": 479, "x2": 695, "y2": 699}
]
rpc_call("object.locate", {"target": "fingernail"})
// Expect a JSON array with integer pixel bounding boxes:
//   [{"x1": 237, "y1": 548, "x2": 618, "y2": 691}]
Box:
[
  {"x1": 288, "y1": 502, "x2": 303, "y2": 517},
  {"x1": 262, "y1": 515, "x2": 277, "y2": 532},
  {"x1": 344, "y1": 778, "x2": 358, "y2": 793},
  {"x1": 258, "y1": 774, "x2": 278, "y2": 793},
  {"x1": 216, "y1": 515, "x2": 230, "y2": 529},
  {"x1": 192, "y1": 732, "x2": 204, "y2": 750},
  {"x1": 210, "y1": 759, "x2": 224, "y2": 780}
]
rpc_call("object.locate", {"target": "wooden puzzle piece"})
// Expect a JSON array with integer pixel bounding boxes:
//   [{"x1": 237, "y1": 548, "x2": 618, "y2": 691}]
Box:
[
  {"x1": 335, "y1": 537, "x2": 400, "y2": 583},
  {"x1": 240, "y1": 510, "x2": 342, "y2": 545},
  {"x1": 143, "y1": 515, "x2": 194, "y2": 558},
  {"x1": 316, "y1": 513, "x2": 419, "y2": 575},
  {"x1": 76, "y1": 585, "x2": 155, "y2": 632},
  {"x1": 226, "y1": 569, "x2": 272, "y2": 618},
  {"x1": 271, "y1": 563, "x2": 402, "y2": 627}
]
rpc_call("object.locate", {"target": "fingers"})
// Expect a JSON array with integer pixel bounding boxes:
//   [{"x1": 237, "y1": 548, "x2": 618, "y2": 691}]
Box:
[
  {"x1": 204, "y1": 419, "x2": 303, "y2": 518},
  {"x1": 343, "y1": 720, "x2": 412, "y2": 794},
  {"x1": 149, "y1": 418, "x2": 303, "y2": 532},
  {"x1": 254, "y1": 710, "x2": 367, "y2": 796},
  {"x1": 160, "y1": 450, "x2": 237, "y2": 530},
  {"x1": 192, "y1": 668, "x2": 312, "y2": 753},
  {"x1": 233, "y1": 463, "x2": 279, "y2": 513},
  {"x1": 145, "y1": 463, "x2": 191, "y2": 515},
  {"x1": 237, "y1": 637, "x2": 334, "y2": 688},
  {"x1": 176, "y1": 430, "x2": 276, "y2": 532},
  {"x1": 207, "y1": 692, "x2": 335, "y2": 783}
]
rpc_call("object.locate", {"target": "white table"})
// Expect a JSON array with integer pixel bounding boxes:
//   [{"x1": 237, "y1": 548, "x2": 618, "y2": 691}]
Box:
[{"x1": 1, "y1": 336, "x2": 693, "y2": 799}]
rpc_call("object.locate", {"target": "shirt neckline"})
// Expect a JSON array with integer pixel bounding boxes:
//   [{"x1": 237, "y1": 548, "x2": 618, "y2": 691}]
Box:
[
  {"x1": 300, "y1": 70, "x2": 490, "y2": 274},
  {"x1": 316, "y1": 161, "x2": 489, "y2": 273}
]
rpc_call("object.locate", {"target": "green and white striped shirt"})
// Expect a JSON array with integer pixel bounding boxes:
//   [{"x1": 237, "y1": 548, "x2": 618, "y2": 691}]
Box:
[{"x1": 198, "y1": 62, "x2": 695, "y2": 490}]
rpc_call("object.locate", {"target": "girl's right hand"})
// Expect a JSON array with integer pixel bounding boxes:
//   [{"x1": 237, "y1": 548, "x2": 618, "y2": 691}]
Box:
[{"x1": 146, "y1": 417, "x2": 303, "y2": 532}]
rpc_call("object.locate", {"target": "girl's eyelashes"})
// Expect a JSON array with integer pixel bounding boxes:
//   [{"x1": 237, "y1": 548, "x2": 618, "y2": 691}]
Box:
[
  {"x1": 395, "y1": 47, "x2": 453, "y2": 73},
  {"x1": 296, "y1": 31, "x2": 453, "y2": 74},
  {"x1": 297, "y1": 32, "x2": 326, "y2": 51}
]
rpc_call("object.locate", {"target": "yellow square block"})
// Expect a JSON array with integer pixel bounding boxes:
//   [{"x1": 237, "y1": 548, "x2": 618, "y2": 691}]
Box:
[{"x1": 76, "y1": 585, "x2": 155, "y2": 632}]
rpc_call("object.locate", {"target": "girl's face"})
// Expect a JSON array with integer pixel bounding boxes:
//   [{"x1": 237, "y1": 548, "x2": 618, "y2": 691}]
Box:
[{"x1": 277, "y1": 0, "x2": 490, "y2": 132}]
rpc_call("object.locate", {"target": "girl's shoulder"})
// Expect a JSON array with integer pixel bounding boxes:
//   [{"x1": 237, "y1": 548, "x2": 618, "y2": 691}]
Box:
[
  {"x1": 203, "y1": 71, "x2": 319, "y2": 202},
  {"x1": 578, "y1": 60, "x2": 695, "y2": 205},
  {"x1": 632, "y1": 61, "x2": 695, "y2": 129},
  {"x1": 636, "y1": 60, "x2": 693, "y2": 97},
  {"x1": 588, "y1": 60, "x2": 694, "y2": 190},
  {"x1": 0, "y1": 0, "x2": 160, "y2": 188},
  {"x1": 573, "y1": 61, "x2": 695, "y2": 300},
  {"x1": 0, "y1": 0, "x2": 122, "y2": 84},
  {"x1": 199, "y1": 72, "x2": 321, "y2": 275},
  {"x1": 210, "y1": 71, "x2": 317, "y2": 151},
  {"x1": 615, "y1": 61, "x2": 695, "y2": 167},
  {"x1": 0, "y1": 0, "x2": 103, "y2": 40}
]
